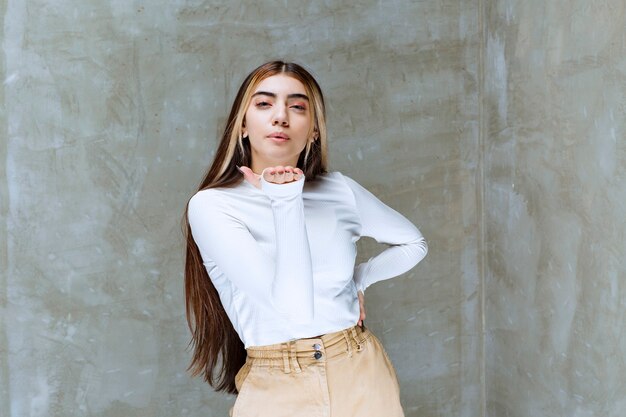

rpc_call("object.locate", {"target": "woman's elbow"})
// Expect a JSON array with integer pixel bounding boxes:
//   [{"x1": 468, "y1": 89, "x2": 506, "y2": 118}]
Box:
[
  {"x1": 410, "y1": 235, "x2": 428, "y2": 263},
  {"x1": 419, "y1": 237, "x2": 428, "y2": 258}
]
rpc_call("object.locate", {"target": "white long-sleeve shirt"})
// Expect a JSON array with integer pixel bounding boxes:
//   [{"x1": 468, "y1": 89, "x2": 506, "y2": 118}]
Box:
[{"x1": 187, "y1": 170, "x2": 428, "y2": 348}]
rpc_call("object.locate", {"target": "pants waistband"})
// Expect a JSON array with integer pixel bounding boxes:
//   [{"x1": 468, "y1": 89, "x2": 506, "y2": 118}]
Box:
[{"x1": 245, "y1": 324, "x2": 371, "y2": 374}]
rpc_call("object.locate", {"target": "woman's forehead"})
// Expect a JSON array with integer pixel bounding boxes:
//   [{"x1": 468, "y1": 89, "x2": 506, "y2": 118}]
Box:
[{"x1": 254, "y1": 74, "x2": 307, "y2": 95}]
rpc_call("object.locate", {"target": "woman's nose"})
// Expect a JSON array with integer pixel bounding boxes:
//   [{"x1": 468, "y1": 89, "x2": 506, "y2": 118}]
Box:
[{"x1": 272, "y1": 106, "x2": 288, "y2": 126}]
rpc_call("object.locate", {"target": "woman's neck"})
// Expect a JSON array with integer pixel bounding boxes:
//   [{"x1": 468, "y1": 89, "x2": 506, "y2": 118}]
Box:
[{"x1": 251, "y1": 157, "x2": 300, "y2": 175}]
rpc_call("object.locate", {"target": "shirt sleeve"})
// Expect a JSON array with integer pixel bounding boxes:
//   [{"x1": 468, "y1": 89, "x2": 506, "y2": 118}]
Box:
[
  {"x1": 187, "y1": 172, "x2": 314, "y2": 323},
  {"x1": 340, "y1": 173, "x2": 428, "y2": 294}
]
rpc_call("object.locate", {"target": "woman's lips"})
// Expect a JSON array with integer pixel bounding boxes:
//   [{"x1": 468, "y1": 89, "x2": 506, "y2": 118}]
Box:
[{"x1": 268, "y1": 134, "x2": 289, "y2": 142}]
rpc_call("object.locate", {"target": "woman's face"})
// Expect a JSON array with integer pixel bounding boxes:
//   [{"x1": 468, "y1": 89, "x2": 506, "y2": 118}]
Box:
[{"x1": 242, "y1": 74, "x2": 315, "y2": 173}]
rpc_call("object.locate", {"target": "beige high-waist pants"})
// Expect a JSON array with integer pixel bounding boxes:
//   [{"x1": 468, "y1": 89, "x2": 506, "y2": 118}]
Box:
[{"x1": 229, "y1": 323, "x2": 405, "y2": 417}]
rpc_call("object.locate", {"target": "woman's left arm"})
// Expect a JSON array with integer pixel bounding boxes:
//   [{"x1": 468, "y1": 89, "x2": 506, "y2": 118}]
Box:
[{"x1": 340, "y1": 173, "x2": 428, "y2": 294}]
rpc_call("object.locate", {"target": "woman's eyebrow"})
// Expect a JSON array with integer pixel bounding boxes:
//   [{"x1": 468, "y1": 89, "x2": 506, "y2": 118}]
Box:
[{"x1": 251, "y1": 91, "x2": 309, "y2": 101}]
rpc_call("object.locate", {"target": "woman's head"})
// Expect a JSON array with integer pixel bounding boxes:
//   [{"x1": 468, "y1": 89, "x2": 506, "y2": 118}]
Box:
[
  {"x1": 213, "y1": 61, "x2": 328, "y2": 184},
  {"x1": 243, "y1": 73, "x2": 317, "y2": 174}
]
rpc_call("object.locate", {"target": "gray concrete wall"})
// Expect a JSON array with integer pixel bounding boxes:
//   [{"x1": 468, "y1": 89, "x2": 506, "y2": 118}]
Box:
[
  {"x1": 1, "y1": 1, "x2": 481, "y2": 417},
  {"x1": 5, "y1": 0, "x2": 623, "y2": 416},
  {"x1": 484, "y1": 0, "x2": 626, "y2": 416}
]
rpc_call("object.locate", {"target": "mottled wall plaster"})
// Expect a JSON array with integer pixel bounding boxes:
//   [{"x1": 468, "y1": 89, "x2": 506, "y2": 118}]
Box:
[
  {"x1": 1, "y1": 2, "x2": 10, "y2": 417},
  {"x1": 1, "y1": 1, "x2": 481, "y2": 417},
  {"x1": 485, "y1": 1, "x2": 626, "y2": 416}
]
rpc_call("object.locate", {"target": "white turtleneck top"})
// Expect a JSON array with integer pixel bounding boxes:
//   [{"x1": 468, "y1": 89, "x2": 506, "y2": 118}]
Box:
[{"x1": 187, "y1": 170, "x2": 428, "y2": 348}]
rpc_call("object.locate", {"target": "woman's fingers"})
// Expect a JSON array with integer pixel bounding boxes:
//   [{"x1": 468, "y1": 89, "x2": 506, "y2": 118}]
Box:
[
  {"x1": 274, "y1": 166, "x2": 286, "y2": 183},
  {"x1": 357, "y1": 290, "x2": 366, "y2": 326},
  {"x1": 261, "y1": 165, "x2": 302, "y2": 184},
  {"x1": 239, "y1": 165, "x2": 303, "y2": 186},
  {"x1": 293, "y1": 167, "x2": 304, "y2": 181},
  {"x1": 283, "y1": 166, "x2": 295, "y2": 183},
  {"x1": 261, "y1": 167, "x2": 277, "y2": 183},
  {"x1": 237, "y1": 165, "x2": 261, "y2": 189}
]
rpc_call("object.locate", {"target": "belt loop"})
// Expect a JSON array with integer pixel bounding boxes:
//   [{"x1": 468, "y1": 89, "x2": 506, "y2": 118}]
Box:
[
  {"x1": 350, "y1": 326, "x2": 364, "y2": 351},
  {"x1": 290, "y1": 342, "x2": 302, "y2": 373},
  {"x1": 342, "y1": 329, "x2": 353, "y2": 357},
  {"x1": 281, "y1": 342, "x2": 291, "y2": 373}
]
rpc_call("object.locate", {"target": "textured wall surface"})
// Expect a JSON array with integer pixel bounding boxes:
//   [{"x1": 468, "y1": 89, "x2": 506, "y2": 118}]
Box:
[
  {"x1": 484, "y1": 1, "x2": 626, "y2": 416},
  {"x1": 1, "y1": 1, "x2": 481, "y2": 416}
]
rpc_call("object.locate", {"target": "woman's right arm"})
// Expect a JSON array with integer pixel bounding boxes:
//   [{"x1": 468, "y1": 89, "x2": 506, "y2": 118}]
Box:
[{"x1": 187, "y1": 174, "x2": 314, "y2": 323}]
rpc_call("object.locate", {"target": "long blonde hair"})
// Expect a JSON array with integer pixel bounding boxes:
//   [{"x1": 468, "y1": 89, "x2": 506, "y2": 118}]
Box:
[{"x1": 180, "y1": 61, "x2": 328, "y2": 394}]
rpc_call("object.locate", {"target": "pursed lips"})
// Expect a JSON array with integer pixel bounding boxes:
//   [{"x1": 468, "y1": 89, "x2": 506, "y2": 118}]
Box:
[{"x1": 268, "y1": 133, "x2": 290, "y2": 141}]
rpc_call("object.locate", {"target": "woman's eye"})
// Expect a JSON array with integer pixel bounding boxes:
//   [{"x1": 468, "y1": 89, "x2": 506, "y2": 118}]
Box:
[
  {"x1": 256, "y1": 101, "x2": 270, "y2": 107},
  {"x1": 291, "y1": 105, "x2": 306, "y2": 111}
]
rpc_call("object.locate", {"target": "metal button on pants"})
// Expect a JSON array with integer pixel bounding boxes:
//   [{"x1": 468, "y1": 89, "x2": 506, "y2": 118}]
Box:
[{"x1": 229, "y1": 324, "x2": 404, "y2": 417}]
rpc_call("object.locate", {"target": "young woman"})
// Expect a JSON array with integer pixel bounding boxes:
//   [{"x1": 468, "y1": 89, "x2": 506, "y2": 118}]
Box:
[{"x1": 182, "y1": 61, "x2": 428, "y2": 416}]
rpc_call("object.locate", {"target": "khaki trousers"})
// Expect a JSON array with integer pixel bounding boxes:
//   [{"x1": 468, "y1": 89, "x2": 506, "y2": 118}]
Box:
[{"x1": 229, "y1": 324, "x2": 405, "y2": 417}]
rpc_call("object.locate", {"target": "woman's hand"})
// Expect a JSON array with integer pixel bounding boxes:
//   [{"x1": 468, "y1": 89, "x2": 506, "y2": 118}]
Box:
[
  {"x1": 357, "y1": 290, "x2": 366, "y2": 327},
  {"x1": 237, "y1": 165, "x2": 303, "y2": 189}
]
